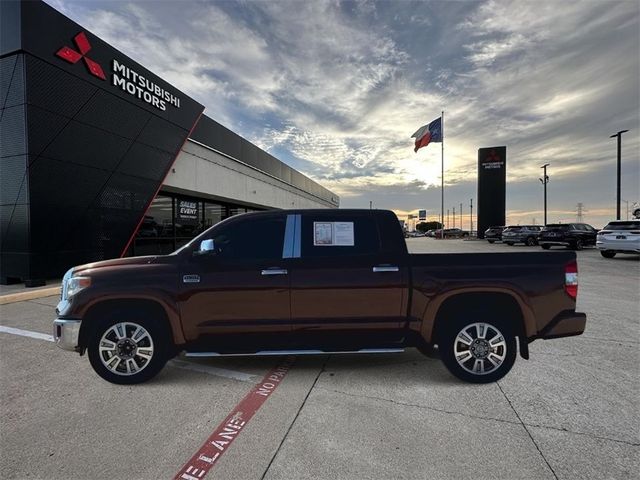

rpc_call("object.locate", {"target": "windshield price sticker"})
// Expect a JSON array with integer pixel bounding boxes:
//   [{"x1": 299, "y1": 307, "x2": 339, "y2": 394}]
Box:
[{"x1": 314, "y1": 221, "x2": 354, "y2": 246}]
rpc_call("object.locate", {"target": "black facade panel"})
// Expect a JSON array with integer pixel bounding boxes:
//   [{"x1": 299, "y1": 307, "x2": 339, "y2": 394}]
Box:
[
  {"x1": 0, "y1": 0, "x2": 21, "y2": 56},
  {"x1": 116, "y1": 142, "x2": 173, "y2": 181},
  {"x1": 40, "y1": 117, "x2": 133, "y2": 171},
  {"x1": 477, "y1": 147, "x2": 507, "y2": 239},
  {"x1": 75, "y1": 89, "x2": 150, "y2": 140},
  {"x1": 0, "y1": 156, "x2": 28, "y2": 205},
  {"x1": 25, "y1": 54, "x2": 97, "y2": 119},
  {"x1": 0, "y1": 203, "x2": 29, "y2": 252},
  {"x1": 25, "y1": 105, "x2": 69, "y2": 158},
  {"x1": 1, "y1": 55, "x2": 25, "y2": 109},
  {"x1": 0, "y1": 104, "x2": 27, "y2": 157},
  {"x1": 137, "y1": 116, "x2": 187, "y2": 154}
]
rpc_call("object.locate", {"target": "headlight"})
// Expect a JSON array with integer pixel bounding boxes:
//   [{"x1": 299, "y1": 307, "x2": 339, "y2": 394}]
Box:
[{"x1": 66, "y1": 276, "x2": 91, "y2": 298}]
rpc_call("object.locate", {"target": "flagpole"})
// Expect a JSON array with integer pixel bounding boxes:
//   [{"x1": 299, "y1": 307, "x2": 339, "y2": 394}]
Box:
[{"x1": 441, "y1": 110, "x2": 444, "y2": 239}]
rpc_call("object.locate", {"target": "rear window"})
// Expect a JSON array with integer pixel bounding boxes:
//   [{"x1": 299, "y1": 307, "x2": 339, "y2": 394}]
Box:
[
  {"x1": 504, "y1": 226, "x2": 521, "y2": 231},
  {"x1": 603, "y1": 221, "x2": 640, "y2": 230}
]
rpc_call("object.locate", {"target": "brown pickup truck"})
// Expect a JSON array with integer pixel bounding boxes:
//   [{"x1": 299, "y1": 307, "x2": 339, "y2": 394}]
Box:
[{"x1": 53, "y1": 209, "x2": 586, "y2": 384}]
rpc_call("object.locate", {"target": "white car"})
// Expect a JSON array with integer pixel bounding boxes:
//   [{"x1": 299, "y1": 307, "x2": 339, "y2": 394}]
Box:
[{"x1": 596, "y1": 220, "x2": 640, "y2": 258}]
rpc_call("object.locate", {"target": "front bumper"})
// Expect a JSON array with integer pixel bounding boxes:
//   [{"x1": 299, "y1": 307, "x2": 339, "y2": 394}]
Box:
[
  {"x1": 540, "y1": 311, "x2": 586, "y2": 339},
  {"x1": 53, "y1": 318, "x2": 81, "y2": 352}
]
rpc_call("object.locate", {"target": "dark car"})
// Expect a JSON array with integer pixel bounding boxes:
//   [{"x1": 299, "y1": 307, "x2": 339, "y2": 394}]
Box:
[
  {"x1": 502, "y1": 225, "x2": 543, "y2": 246},
  {"x1": 539, "y1": 223, "x2": 598, "y2": 250},
  {"x1": 442, "y1": 228, "x2": 469, "y2": 238},
  {"x1": 484, "y1": 226, "x2": 505, "y2": 243}
]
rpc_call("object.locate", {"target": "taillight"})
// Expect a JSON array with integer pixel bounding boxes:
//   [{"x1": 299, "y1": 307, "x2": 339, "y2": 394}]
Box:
[{"x1": 565, "y1": 260, "x2": 578, "y2": 299}]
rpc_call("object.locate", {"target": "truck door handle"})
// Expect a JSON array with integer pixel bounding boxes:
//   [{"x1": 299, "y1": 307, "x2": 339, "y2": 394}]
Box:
[
  {"x1": 261, "y1": 268, "x2": 288, "y2": 276},
  {"x1": 372, "y1": 265, "x2": 399, "y2": 273}
]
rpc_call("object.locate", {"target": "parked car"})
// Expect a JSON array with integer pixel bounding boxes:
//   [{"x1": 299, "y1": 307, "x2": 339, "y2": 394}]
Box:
[
  {"x1": 596, "y1": 220, "x2": 640, "y2": 258},
  {"x1": 538, "y1": 223, "x2": 598, "y2": 250},
  {"x1": 484, "y1": 226, "x2": 505, "y2": 243},
  {"x1": 502, "y1": 225, "x2": 543, "y2": 246},
  {"x1": 439, "y1": 228, "x2": 469, "y2": 238},
  {"x1": 54, "y1": 209, "x2": 586, "y2": 385}
]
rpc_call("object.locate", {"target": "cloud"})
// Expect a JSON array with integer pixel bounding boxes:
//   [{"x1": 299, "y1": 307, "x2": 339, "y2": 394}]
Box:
[{"x1": 45, "y1": 0, "x2": 639, "y2": 228}]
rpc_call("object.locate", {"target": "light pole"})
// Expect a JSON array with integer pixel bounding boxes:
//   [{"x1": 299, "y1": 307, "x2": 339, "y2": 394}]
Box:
[
  {"x1": 539, "y1": 164, "x2": 550, "y2": 225},
  {"x1": 447, "y1": 209, "x2": 450, "y2": 228},
  {"x1": 453, "y1": 207, "x2": 456, "y2": 228},
  {"x1": 470, "y1": 199, "x2": 473, "y2": 235},
  {"x1": 623, "y1": 199, "x2": 629, "y2": 220},
  {"x1": 610, "y1": 130, "x2": 629, "y2": 220}
]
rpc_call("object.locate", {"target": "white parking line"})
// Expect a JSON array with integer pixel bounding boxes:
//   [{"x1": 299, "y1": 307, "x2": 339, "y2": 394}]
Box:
[
  {"x1": 0, "y1": 325, "x2": 255, "y2": 383},
  {"x1": 0, "y1": 325, "x2": 54, "y2": 342}
]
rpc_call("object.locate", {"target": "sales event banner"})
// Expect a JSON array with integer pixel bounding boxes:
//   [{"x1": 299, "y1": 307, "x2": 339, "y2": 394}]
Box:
[
  {"x1": 176, "y1": 199, "x2": 199, "y2": 225},
  {"x1": 477, "y1": 146, "x2": 506, "y2": 239}
]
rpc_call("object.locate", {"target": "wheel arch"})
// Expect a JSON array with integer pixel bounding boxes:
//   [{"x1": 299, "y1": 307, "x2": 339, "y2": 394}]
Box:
[
  {"x1": 423, "y1": 290, "x2": 534, "y2": 359},
  {"x1": 78, "y1": 298, "x2": 183, "y2": 353}
]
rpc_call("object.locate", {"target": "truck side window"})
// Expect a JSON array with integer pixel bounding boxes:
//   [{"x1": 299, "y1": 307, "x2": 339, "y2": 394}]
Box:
[
  {"x1": 209, "y1": 217, "x2": 285, "y2": 261},
  {"x1": 301, "y1": 216, "x2": 380, "y2": 258}
]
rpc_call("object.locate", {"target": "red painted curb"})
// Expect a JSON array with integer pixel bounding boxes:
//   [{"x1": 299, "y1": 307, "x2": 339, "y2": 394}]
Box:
[{"x1": 174, "y1": 356, "x2": 296, "y2": 480}]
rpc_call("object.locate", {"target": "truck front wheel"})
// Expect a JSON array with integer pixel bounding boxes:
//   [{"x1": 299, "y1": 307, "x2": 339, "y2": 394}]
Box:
[
  {"x1": 439, "y1": 319, "x2": 517, "y2": 383},
  {"x1": 88, "y1": 318, "x2": 169, "y2": 384}
]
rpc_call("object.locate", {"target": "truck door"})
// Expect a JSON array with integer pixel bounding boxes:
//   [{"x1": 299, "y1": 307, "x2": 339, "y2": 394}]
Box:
[
  {"x1": 288, "y1": 212, "x2": 407, "y2": 347},
  {"x1": 179, "y1": 213, "x2": 291, "y2": 344}
]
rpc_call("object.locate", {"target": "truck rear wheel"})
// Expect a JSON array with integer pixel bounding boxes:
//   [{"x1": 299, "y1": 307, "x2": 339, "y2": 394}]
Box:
[
  {"x1": 439, "y1": 319, "x2": 516, "y2": 383},
  {"x1": 88, "y1": 318, "x2": 169, "y2": 384}
]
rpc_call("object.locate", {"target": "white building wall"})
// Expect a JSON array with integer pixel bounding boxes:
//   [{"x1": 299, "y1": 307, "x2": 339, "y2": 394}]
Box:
[{"x1": 162, "y1": 139, "x2": 338, "y2": 210}]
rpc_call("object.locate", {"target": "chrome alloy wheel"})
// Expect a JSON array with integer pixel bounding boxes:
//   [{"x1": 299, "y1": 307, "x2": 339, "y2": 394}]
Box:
[
  {"x1": 453, "y1": 322, "x2": 507, "y2": 375},
  {"x1": 98, "y1": 322, "x2": 154, "y2": 376}
]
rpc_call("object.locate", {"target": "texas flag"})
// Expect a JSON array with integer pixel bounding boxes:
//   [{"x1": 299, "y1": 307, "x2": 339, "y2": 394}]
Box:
[{"x1": 411, "y1": 117, "x2": 442, "y2": 152}]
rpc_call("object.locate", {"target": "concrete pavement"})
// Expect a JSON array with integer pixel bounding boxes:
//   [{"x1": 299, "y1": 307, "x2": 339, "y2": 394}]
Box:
[{"x1": 0, "y1": 239, "x2": 638, "y2": 479}]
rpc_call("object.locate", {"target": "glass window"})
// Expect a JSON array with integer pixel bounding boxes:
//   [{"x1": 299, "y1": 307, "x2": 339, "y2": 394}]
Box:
[
  {"x1": 603, "y1": 221, "x2": 640, "y2": 230},
  {"x1": 134, "y1": 195, "x2": 174, "y2": 255},
  {"x1": 204, "y1": 202, "x2": 226, "y2": 229},
  {"x1": 228, "y1": 207, "x2": 247, "y2": 217},
  {"x1": 301, "y1": 215, "x2": 379, "y2": 258},
  {"x1": 209, "y1": 216, "x2": 285, "y2": 261}
]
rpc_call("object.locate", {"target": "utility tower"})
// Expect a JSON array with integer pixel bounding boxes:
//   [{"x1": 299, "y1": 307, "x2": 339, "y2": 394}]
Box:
[{"x1": 576, "y1": 203, "x2": 587, "y2": 223}]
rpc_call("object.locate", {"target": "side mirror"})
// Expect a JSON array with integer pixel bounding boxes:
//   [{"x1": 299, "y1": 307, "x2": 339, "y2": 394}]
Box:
[{"x1": 196, "y1": 239, "x2": 215, "y2": 255}]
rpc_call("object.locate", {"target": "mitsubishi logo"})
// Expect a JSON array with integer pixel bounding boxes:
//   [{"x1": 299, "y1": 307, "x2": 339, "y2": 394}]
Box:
[
  {"x1": 56, "y1": 32, "x2": 106, "y2": 80},
  {"x1": 487, "y1": 150, "x2": 501, "y2": 162}
]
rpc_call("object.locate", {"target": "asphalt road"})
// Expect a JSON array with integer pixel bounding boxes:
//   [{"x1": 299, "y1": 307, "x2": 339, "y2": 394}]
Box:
[{"x1": 0, "y1": 239, "x2": 638, "y2": 479}]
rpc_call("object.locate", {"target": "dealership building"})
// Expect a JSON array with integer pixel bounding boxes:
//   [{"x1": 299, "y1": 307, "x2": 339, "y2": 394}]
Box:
[{"x1": 0, "y1": 1, "x2": 338, "y2": 286}]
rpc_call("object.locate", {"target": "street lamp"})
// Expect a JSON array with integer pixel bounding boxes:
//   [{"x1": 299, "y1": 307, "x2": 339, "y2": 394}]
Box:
[
  {"x1": 539, "y1": 163, "x2": 550, "y2": 226},
  {"x1": 610, "y1": 130, "x2": 629, "y2": 220}
]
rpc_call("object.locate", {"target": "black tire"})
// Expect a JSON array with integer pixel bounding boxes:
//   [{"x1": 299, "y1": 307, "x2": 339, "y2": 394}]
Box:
[
  {"x1": 439, "y1": 317, "x2": 517, "y2": 383},
  {"x1": 505, "y1": 242, "x2": 514, "y2": 246},
  {"x1": 541, "y1": 244, "x2": 551, "y2": 250},
  {"x1": 600, "y1": 250, "x2": 616, "y2": 258},
  {"x1": 88, "y1": 316, "x2": 170, "y2": 385},
  {"x1": 487, "y1": 240, "x2": 495, "y2": 244},
  {"x1": 526, "y1": 237, "x2": 536, "y2": 246},
  {"x1": 573, "y1": 238, "x2": 583, "y2": 251}
]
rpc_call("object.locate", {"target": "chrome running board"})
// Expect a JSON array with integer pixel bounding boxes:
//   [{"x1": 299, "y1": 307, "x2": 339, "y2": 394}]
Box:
[{"x1": 184, "y1": 348, "x2": 405, "y2": 358}]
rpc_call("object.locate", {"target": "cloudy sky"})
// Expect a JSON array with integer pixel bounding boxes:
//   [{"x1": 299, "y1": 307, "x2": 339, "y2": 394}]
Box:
[{"x1": 47, "y1": 0, "x2": 639, "y2": 227}]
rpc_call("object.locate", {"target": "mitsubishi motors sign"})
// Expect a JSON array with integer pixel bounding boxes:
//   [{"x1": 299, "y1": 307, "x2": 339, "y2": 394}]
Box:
[
  {"x1": 10, "y1": 1, "x2": 201, "y2": 130},
  {"x1": 111, "y1": 59, "x2": 181, "y2": 111},
  {"x1": 56, "y1": 31, "x2": 182, "y2": 112}
]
